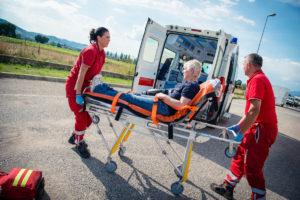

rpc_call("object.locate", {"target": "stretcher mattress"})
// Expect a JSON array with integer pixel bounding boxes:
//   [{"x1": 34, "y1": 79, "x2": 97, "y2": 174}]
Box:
[{"x1": 84, "y1": 79, "x2": 221, "y2": 124}]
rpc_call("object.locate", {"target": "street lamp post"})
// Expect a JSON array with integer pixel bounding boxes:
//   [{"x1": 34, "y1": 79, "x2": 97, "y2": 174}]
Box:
[{"x1": 257, "y1": 13, "x2": 276, "y2": 53}]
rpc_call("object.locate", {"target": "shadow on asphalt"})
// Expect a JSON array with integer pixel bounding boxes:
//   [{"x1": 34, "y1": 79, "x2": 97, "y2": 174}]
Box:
[
  {"x1": 80, "y1": 155, "x2": 187, "y2": 199},
  {"x1": 170, "y1": 114, "x2": 300, "y2": 200}
]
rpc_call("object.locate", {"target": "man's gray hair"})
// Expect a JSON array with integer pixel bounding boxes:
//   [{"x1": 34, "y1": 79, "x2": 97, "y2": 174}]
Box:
[
  {"x1": 185, "y1": 59, "x2": 202, "y2": 78},
  {"x1": 247, "y1": 53, "x2": 263, "y2": 67}
]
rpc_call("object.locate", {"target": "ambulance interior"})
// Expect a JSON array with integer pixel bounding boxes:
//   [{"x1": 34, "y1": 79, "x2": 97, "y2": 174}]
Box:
[{"x1": 155, "y1": 33, "x2": 218, "y2": 89}]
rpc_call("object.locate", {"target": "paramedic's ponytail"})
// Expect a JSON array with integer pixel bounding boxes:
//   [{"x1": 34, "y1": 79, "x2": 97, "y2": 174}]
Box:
[{"x1": 89, "y1": 27, "x2": 109, "y2": 44}]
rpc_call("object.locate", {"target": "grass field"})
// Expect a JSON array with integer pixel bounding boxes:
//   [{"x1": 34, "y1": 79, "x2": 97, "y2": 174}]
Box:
[
  {"x1": 0, "y1": 63, "x2": 132, "y2": 86},
  {"x1": 0, "y1": 36, "x2": 136, "y2": 75}
]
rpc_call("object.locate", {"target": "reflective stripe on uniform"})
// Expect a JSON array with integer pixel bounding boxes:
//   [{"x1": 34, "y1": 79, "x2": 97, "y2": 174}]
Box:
[
  {"x1": 12, "y1": 168, "x2": 26, "y2": 186},
  {"x1": 225, "y1": 171, "x2": 239, "y2": 186},
  {"x1": 252, "y1": 187, "x2": 266, "y2": 195}
]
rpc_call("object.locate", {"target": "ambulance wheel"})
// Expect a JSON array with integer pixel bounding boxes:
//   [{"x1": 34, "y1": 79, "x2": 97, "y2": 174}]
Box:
[
  {"x1": 105, "y1": 161, "x2": 117, "y2": 173},
  {"x1": 92, "y1": 116, "x2": 100, "y2": 124},
  {"x1": 171, "y1": 181, "x2": 184, "y2": 195},
  {"x1": 225, "y1": 147, "x2": 237, "y2": 158},
  {"x1": 118, "y1": 147, "x2": 126, "y2": 157},
  {"x1": 174, "y1": 165, "x2": 182, "y2": 178}
]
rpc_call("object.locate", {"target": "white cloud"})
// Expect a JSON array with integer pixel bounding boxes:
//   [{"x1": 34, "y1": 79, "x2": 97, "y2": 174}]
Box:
[
  {"x1": 235, "y1": 16, "x2": 255, "y2": 26},
  {"x1": 219, "y1": 0, "x2": 239, "y2": 5},
  {"x1": 113, "y1": 8, "x2": 128, "y2": 15},
  {"x1": 125, "y1": 24, "x2": 145, "y2": 40},
  {"x1": 1, "y1": 0, "x2": 101, "y2": 43},
  {"x1": 280, "y1": 0, "x2": 300, "y2": 7},
  {"x1": 236, "y1": 56, "x2": 300, "y2": 91},
  {"x1": 248, "y1": 0, "x2": 256, "y2": 2}
]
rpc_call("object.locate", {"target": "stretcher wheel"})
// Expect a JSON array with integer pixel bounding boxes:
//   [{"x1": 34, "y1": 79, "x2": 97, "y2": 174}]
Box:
[
  {"x1": 105, "y1": 161, "x2": 117, "y2": 173},
  {"x1": 171, "y1": 181, "x2": 184, "y2": 195},
  {"x1": 118, "y1": 147, "x2": 126, "y2": 157},
  {"x1": 92, "y1": 116, "x2": 100, "y2": 124},
  {"x1": 225, "y1": 146, "x2": 237, "y2": 158},
  {"x1": 174, "y1": 165, "x2": 182, "y2": 178}
]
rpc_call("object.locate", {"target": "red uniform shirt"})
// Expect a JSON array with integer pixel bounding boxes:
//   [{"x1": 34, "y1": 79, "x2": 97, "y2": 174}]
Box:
[
  {"x1": 66, "y1": 43, "x2": 105, "y2": 97},
  {"x1": 245, "y1": 69, "x2": 277, "y2": 124}
]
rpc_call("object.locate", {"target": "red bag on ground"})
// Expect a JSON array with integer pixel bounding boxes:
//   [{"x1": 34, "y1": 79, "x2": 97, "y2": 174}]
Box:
[{"x1": 0, "y1": 168, "x2": 45, "y2": 200}]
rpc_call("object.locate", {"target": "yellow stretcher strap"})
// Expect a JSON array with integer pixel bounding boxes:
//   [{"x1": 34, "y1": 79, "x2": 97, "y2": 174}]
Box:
[{"x1": 151, "y1": 97, "x2": 159, "y2": 125}]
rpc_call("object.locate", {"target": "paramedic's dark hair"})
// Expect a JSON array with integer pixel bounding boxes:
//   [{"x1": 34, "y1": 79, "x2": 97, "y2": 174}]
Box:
[
  {"x1": 247, "y1": 53, "x2": 263, "y2": 67},
  {"x1": 89, "y1": 27, "x2": 109, "y2": 44}
]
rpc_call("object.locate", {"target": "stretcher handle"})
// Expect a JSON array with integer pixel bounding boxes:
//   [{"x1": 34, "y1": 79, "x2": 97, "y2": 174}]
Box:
[{"x1": 199, "y1": 122, "x2": 237, "y2": 137}]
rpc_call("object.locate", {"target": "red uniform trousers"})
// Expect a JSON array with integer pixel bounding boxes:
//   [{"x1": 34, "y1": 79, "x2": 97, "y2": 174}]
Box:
[
  {"x1": 67, "y1": 97, "x2": 92, "y2": 134},
  {"x1": 224, "y1": 122, "x2": 277, "y2": 199}
]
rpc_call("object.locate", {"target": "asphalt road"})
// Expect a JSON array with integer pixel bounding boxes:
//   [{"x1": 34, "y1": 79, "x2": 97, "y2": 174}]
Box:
[{"x1": 0, "y1": 78, "x2": 299, "y2": 200}]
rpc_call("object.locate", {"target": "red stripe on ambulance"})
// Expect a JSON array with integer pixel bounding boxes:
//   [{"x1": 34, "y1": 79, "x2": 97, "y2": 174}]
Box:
[{"x1": 138, "y1": 77, "x2": 154, "y2": 87}]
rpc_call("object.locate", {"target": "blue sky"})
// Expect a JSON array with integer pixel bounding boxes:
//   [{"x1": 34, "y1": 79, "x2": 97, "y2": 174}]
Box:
[{"x1": 1, "y1": 0, "x2": 300, "y2": 91}]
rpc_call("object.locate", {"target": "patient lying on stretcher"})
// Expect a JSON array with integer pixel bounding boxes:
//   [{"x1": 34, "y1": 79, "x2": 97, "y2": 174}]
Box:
[{"x1": 93, "y1": 60, "x2": 202, "y2": 116}]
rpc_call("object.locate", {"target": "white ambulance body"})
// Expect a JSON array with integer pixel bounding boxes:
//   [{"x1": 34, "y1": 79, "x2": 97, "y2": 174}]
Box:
[{"x1": 132, "y1": 18, "x2": 239, "y2": 123}]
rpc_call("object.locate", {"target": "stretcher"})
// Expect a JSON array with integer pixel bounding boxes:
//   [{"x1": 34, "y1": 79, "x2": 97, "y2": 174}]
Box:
[{"x1": 82, "y1": 78, "x2": 240, "y2": 195}]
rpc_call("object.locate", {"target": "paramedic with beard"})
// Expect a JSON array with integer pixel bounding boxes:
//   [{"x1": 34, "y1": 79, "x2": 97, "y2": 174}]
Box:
[
  {"x1": 65, "y1": 27, "x2": 110, "y2": 158},
  {"x1": 211, "y1": 53, "x2": 278, "y2": 200}
]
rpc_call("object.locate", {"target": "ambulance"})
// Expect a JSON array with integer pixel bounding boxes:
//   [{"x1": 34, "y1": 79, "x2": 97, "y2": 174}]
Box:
[{"x1": 132, "y1": 18, "x2": 239, "y2": 123}]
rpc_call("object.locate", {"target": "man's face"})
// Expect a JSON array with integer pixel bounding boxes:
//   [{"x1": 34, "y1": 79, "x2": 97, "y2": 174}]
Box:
[{"x1": 243, "y1": 57, "x2": 249, "y2": 76}]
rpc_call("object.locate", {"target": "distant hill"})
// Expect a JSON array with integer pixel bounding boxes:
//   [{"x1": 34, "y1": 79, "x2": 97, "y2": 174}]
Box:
[{"x1": 0, "y1": 18, "x2": 87, "y2": 51}]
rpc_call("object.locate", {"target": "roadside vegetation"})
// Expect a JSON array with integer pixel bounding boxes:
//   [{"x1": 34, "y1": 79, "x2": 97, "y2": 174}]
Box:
[
  {"x1": 0, "y1": 63, "x2": 132, "y2": 86},
  {"x1": 0, "y1": 36, "x2": 135, "y2": 75},
  {"x1": 0, "y1": 36, "x2": 245, "y2": 97}
]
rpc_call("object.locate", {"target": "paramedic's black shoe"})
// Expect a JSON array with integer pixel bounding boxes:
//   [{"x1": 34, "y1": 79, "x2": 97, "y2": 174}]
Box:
[
  {"x1": 68, "y1": 133, "x2": 75, "y2": 144},
  {"x1": 210, "y1": 182, "x2": 233, "y2": 200},
  {"x1": 76, "y1": 141, "x2": 91, "y2": 158}
]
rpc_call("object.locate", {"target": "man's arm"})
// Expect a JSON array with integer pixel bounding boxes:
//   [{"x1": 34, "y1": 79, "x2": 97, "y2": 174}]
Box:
[
  {"x1": 154, "y1": 93, "x2": 191, "y2": 108},
  {"x1": 239, "y1": 98, "x2": 261, "y2": 134}
]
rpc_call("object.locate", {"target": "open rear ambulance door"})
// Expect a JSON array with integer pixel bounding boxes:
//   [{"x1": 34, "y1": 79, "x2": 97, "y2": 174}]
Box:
[
  {"x1": 132, "y1": 18, "x2": 166, "y2": 93},
  {"x1": 204, "y1": 31, "x2": 227, "y2": 122},
  {"x1": 221, "y1": 46, "x2": 239, "y2": 117}
]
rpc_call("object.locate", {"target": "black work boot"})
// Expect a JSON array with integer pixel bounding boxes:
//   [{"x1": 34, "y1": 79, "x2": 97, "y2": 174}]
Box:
[
  {"x1": 76, "y1": 141, "x2": 91, "y2": 158},
  {"x1": 68, "y1": 133, "x2": 75, "y2": 144},
  {"x1": 210, "y1": 182, "x2": 234, "y2": 200}
]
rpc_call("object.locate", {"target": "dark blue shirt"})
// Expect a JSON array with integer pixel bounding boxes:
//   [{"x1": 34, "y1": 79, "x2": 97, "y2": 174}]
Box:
[{"x1": 168, "y1": 81, "x2": 200, "y2": 114}]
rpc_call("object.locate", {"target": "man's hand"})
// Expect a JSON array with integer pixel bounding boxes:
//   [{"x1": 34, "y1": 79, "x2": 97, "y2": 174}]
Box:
[
  {"x1": 155, "y1": 92, "x2": 167, "y2": 100},
  {"x1": 76, "y1": 94, "x2": 84, "y2": 105},
  {"x1": 234, "y1": 133, "x2": 244, "y2": 142},
  {"x1": 228, "y1": 124, "x2": 241, "y2": 135}
]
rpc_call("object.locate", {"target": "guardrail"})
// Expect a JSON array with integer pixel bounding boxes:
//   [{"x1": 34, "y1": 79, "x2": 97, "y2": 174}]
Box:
[{"x1": 0, "y1": 54, "x2": 134, "y2": 80}]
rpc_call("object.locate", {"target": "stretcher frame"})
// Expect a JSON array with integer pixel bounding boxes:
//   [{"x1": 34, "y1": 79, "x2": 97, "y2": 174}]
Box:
[{"x1": 84, "y1": 95, "x2": 240, "y2": 195}]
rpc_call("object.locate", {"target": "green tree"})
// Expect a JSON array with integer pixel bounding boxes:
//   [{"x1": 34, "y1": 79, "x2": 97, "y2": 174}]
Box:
[
  {"x1": 0, "y1": 22, "x2": 16, "y2": 38},
  {"x1": 35, "y1": 34, "x2": 49, "y2": 44}
]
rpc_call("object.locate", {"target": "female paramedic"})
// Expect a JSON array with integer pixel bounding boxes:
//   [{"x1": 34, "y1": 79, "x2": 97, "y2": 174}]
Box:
[
  {"x1": 65, "y1": 27, "x2": 110, "y2": 158},
  {"x1": 93, "y1": 59, "x2": 202, "y2": 116}
]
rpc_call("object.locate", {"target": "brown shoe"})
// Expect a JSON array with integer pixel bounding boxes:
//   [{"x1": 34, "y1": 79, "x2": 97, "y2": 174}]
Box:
[{"x1": 210, "y1": 182, "x2": 233, "y2": 200}]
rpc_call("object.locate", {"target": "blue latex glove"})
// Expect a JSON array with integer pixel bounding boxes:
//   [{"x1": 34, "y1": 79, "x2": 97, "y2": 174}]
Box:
[
  {"x1": 228, "y1": 124, "x2": 241, "y2": 135},
  {"x1": 234, "y1": 133, "x2": 244, "y2": 142},
  {"x1": 76, "y1": 94, "x2": 84, "y2": 105}
]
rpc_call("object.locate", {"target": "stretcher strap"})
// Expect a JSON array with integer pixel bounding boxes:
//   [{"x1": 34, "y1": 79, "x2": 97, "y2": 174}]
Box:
[
  {"x1": 168, "y1": 124, "x2": 173, "y2": 139},
  {"x1": 151, "y1": 97, "x2": 159, "y2": 125},
  {"x1": 111, "y1": 91, "x2": 130, "y2": 113}
]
